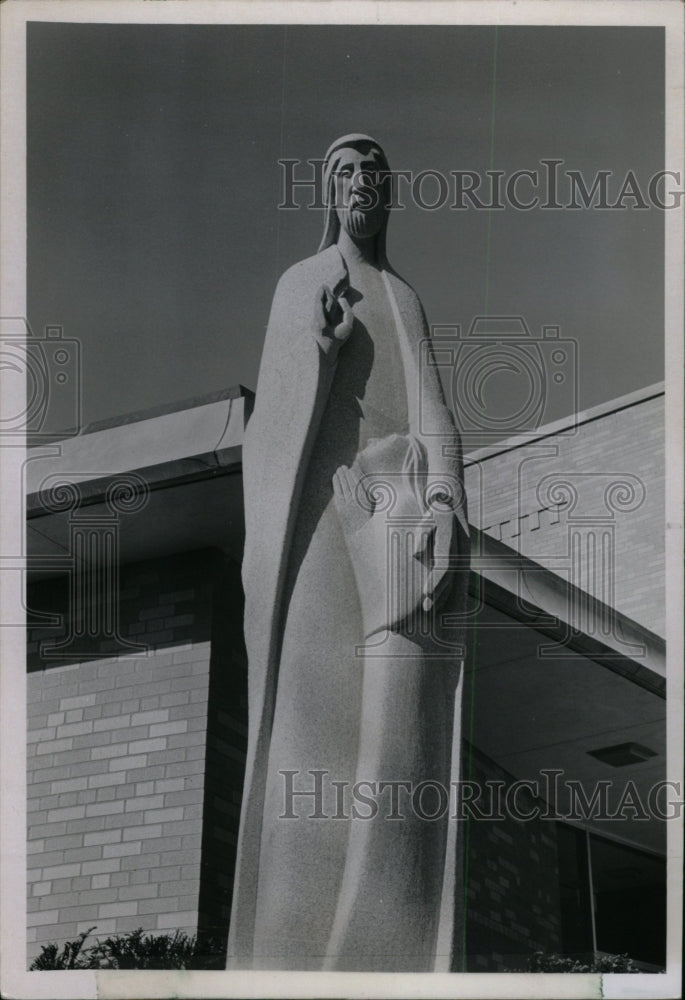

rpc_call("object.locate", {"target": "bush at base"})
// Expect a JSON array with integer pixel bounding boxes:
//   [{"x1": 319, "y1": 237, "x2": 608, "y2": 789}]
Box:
[
  {"x1": 29, "y1": 926, "x2": 225, "y2": 970},
  {"x1": 515, "y1": 950, "x2": 644, "y2": 973}
]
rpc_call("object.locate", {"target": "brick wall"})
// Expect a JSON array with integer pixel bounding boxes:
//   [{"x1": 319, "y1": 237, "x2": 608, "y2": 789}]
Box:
[
  {"x1": 462, "y1": 742, "x2": 562, "y2": 971},
  {"x1": 26, "y1": 549, "x2": 247, "y2": 966},
  {"x1": 464, "y1": 393, "x2": 665, "y2": 636}
]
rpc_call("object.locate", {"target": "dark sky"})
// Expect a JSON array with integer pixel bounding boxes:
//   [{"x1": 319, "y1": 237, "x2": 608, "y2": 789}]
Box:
[{"x1": 27, "y1": 23, "x2": 664, "y2": 436}]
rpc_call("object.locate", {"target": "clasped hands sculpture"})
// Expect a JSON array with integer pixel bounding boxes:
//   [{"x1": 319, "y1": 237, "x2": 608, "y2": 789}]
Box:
[{"x1": 314, "y1": 279, "x2": 458, "y2": 641}]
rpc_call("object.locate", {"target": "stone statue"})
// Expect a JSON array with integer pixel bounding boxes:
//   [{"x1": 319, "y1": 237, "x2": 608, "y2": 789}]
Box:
[{"x1": 227, "y1": 134, "x2": 469, "y2": 972}]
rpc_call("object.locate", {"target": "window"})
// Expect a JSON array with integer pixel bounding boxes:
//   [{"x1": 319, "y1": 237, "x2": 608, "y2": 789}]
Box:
[{"x1": 556, "y1": 823, "x2": 665, "y2": 968}]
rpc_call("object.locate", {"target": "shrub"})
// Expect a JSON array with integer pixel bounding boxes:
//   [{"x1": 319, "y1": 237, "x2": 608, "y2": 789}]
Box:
[
  {"x1": 521, "y1": 949, "x2": 641, "y2": 973},
  {"x1": 30, "y1": 926, "x2": 225, "y2": 971},
  {"x1": 29, "y1": 927, "x2": 97, "y2": 970},
  {"x1": 87, "y1": 928, "x2": 198, "y2": 970}
]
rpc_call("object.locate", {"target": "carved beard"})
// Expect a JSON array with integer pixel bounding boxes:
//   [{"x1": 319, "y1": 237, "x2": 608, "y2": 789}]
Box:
[
  {"x1": 339, "y1": 198, "x2": 385, "y2": 240},
  {"x1": 346, "y1": 207, "x2": 380, "y2": 238}
]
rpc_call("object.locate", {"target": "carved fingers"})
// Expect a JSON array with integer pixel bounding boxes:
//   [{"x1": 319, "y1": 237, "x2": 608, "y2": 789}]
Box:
[
  {"x1": 313, "y1": 284, "x2": 353, "y2": 361},
  {"x1": 332, "y1": 461, "x2": 370, "y2": 535},
  {"x1": 421, "y1": 510, "x2": 454, "y2": 611},
  {"x1": 333, "y1": 436, "x2": 464, "y2": 633}
]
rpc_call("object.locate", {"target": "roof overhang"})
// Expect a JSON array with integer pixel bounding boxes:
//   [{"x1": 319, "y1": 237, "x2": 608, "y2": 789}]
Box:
[
  {"x1": 25, "y1": 386, "x2": 664, "y2": 690},
  {"x1": 23, "y1": 388, "x2": 666, "y2": 854}
]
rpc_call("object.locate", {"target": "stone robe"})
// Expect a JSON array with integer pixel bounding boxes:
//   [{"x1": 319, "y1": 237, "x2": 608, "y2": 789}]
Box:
[{"x1": 227, "y1": 243, "x2": 469, "y2": 971}]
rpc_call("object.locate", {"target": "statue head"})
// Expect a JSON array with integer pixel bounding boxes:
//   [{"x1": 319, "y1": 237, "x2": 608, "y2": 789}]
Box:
[{"x1": 318, "y1": 133, "x2": 391, "y2": 261}]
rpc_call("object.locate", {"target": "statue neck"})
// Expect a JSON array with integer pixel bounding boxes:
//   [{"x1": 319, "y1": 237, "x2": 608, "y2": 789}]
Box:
[{"x1": 336, "y1": 228, "x2": 381, "y2": 268}]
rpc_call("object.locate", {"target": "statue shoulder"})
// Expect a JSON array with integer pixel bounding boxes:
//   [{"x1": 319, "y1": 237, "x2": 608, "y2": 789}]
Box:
[
  {"x1": 274, "y1": 246, "x2": 346, "y2": 301},
  {"x1": 277, "y1": 253, "x2": 319, "y2": 288},
  {"x1": 261, "y1": 247, "x2": 346, "y2": 356},
  {"x1": 262, "y1": 255, "x2": 323, "y2": 340}
]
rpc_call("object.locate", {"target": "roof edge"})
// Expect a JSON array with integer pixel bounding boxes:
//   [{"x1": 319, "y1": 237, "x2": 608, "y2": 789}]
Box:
[
  {"x1": 464, "y1": 381, "x2": 665, "y2": 466},
  {"x1": 32, "y1": 385, "x2": 255, "y2": 445}
]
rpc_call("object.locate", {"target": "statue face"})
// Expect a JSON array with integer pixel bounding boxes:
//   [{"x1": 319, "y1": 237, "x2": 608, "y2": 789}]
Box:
[{"x1": 332, "y1": 147, "x2": 387, "y2": 241}]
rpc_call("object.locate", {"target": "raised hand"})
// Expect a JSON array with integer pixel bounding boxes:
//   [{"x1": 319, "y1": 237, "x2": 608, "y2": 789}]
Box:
[{"x1": 312, "y1": 283, "x2": 354, "y2": 363}]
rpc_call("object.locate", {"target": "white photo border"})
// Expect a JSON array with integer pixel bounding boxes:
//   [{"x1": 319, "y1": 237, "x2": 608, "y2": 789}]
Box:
[{"x1": 1, "y1": 2, "x2": 682, "y2": 998}]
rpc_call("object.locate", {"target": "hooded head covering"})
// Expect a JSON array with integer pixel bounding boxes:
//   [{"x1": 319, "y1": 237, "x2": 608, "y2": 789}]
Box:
[{"x1": 317, "y1": 133, "x2": 391, "y2": 264}]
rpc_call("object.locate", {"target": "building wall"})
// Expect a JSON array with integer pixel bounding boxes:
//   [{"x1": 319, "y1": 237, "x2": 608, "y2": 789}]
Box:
[
  {"x1": 26, "y1": 549, "x2": 247, "y2": 965},
  {"x1": 463, "y1": 743, "x2": 562, "y2": 971},
  {"x1": 26, "y1": 390, "x2": 662, "y2": 967},
  {"x1": 464, "y1": 392, "x2": 665, "y2": 636}
]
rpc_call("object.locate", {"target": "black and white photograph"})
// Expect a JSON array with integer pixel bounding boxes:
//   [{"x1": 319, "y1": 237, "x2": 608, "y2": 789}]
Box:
[{"x1": 0, "y1": 2, "x2": 683, "y2": 998}]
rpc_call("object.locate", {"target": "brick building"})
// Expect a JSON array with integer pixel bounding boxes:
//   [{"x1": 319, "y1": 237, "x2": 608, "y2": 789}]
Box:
[{"x1": 25, "y1": 382, "x2": 667, "y2": 970}]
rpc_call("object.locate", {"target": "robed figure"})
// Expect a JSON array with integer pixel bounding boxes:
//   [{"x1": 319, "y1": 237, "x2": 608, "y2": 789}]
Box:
[{"x1": 227, "y1": 135, "x2": 469, "y2": 972}]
